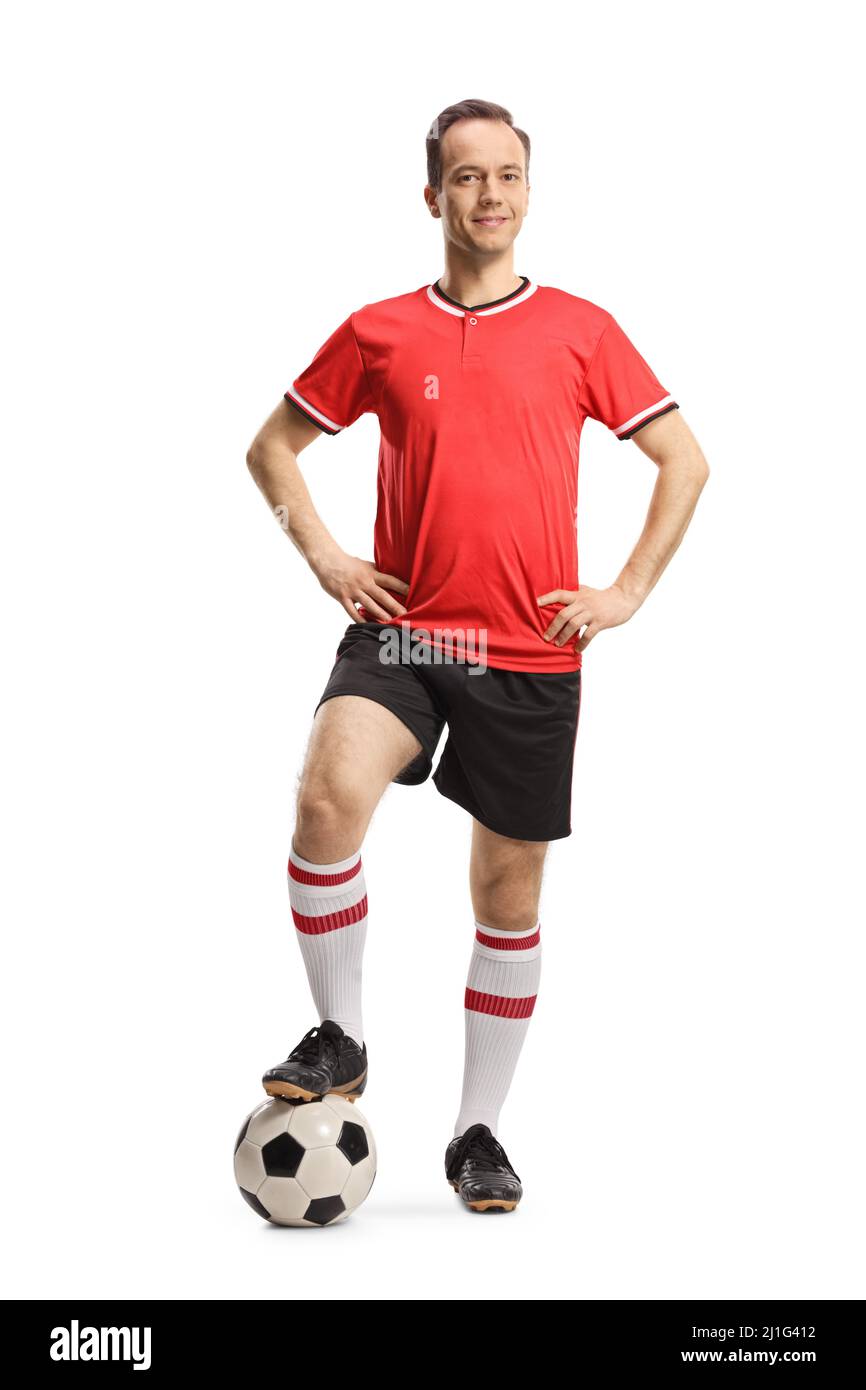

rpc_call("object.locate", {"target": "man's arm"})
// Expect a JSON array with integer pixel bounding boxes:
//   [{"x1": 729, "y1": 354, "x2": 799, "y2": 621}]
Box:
[
  {"x1": 245, "y1": 399, "x2": 409, "y2": 623},
  {"x1": 537, "y1": 408, "x2": 709, "y2": 651},
  {"x1": 611, "y1": 406, "x2": 709, "y2": 605}
]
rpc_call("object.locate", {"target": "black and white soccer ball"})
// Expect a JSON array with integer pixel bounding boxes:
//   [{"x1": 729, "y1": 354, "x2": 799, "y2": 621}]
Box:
[{"x1": 234, "y1": 1095, "x2": 377, "y2": 1226}]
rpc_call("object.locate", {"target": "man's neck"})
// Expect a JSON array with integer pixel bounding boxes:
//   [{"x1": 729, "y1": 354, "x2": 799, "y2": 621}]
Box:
[{"x1": 437, "y1": 256, "x2": 523, "y2": 309}]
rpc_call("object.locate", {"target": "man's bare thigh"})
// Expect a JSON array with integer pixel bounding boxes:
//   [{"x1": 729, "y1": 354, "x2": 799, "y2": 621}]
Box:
[{"x1": 299, "y1": 694, "x2": 424, "y2": 817}]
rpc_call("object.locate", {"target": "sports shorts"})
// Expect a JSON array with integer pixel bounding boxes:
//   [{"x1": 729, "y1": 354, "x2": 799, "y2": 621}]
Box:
[{"x1": 313, "y1": 621, "x2": 582, "y2": 842}]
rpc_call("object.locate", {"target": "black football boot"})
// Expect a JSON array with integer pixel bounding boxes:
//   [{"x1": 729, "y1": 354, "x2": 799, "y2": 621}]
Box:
[
  {"x1": 262, "y1": 1019, "x2": 368, "y2": 1103},
  {"x1": 444, "y1": 1123, "x2": 523, "y2": 1212}
]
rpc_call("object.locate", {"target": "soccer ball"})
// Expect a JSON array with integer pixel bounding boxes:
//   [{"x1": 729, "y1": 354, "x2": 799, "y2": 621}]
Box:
[{"x1": 234, "y1": 1095, "x2": 377, "y2": 1226}]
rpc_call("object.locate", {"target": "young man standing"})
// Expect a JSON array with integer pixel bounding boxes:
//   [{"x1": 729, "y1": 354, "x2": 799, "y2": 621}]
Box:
[{"x1": 246, "y1": 99, "x2": 709, "y2": 1213}]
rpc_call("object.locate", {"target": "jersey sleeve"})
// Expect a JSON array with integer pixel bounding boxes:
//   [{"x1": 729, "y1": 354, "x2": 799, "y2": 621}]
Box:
[
  {"x1": 580, "y1": 314, "x2": 678, "y2": 441},
  {"x1": 284, "y1": 312, "x2": 375, "y2": 435}
]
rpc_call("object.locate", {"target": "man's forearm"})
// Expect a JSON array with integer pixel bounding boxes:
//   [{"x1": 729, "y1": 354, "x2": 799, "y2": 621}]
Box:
[
  {"x1": 246, "y1": 443, "x2": 342, "y2": 573},
  {"x1": 614, "y1": 449, "x2": 709, "y2": 609}
]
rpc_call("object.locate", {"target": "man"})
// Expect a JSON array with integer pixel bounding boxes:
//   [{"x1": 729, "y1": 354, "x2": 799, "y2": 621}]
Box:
[{"x1": 246, "y1": 98, "x2": 709, "y2": 1214}]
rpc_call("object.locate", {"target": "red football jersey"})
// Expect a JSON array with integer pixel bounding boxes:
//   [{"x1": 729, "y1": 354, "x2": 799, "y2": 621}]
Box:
[{"x1": 285, "y1": 277, "x2": 677, "y2": 671}]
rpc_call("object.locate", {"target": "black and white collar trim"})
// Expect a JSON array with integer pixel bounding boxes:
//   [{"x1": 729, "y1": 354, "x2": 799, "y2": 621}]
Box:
[{"x1": 427, "y1": 275, "x2": 538, "y2": 317}]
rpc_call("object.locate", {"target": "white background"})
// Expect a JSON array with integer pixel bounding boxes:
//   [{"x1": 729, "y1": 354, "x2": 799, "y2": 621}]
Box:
[{"x1": 3, "y1": 0, "x2": 863, "y2": 1300}]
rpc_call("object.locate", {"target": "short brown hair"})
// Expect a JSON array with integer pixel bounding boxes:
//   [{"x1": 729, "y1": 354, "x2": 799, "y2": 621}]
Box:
[{"x1": 426, "y1": 99, "x2": 530, "y2": 193}]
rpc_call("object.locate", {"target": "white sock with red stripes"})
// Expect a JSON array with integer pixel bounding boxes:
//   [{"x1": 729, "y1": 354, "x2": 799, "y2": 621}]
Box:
[
  {"x1": 453, "y1": 919, "x2": 541, "y2": 1138},
  {"x1": 287, "y1": 843, "x2": 368, "y2": 1049}
]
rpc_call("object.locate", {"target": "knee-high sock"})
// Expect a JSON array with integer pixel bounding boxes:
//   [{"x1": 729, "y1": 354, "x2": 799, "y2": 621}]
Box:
[
  {"x1": 453, "y1": 919, "x2": 541, "y2": 1139},
  {"x1": 287, "y1": 844, "x2": 367, "y2": 1048}
]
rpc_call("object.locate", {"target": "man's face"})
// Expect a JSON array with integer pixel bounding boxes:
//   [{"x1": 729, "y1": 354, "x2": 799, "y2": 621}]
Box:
[{"x1": 427, "y1": 118, "x2": 530, "y2": 255}]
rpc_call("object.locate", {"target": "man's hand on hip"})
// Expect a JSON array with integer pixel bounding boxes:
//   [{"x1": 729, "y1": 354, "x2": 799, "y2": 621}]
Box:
[
  {"x1": 536, "y1": 584, "x2": 640, "y2": 653},
  {"x1": 313, "y1": 548, "x2": 410, "y2": 623}
]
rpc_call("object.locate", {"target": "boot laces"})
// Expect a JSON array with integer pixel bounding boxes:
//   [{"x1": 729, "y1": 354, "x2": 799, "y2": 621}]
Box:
[
  {"x1": 451, "y1": 1126, "x2": 520, "y2": 1182},
  {"x1": 289, "y1": 1024, "x2": 341, "y2": 1067}
]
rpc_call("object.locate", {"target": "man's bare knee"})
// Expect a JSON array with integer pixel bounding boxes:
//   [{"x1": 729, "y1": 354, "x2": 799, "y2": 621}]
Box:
[
  {"x1": 294, "y1": 782, "x2": 370, "y2": 859},
  {"x1": 474, "y1": 893, "x2": 542, "y2": 932}
]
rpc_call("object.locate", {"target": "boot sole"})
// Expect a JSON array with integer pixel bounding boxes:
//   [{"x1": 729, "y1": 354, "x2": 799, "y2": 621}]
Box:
[
  {"x1": 448, "y1": 1179, "x2": 520, "y2": 1212},
  {"x1": 262, "y1": 1068, "x2": 367, "y2": 1104}
]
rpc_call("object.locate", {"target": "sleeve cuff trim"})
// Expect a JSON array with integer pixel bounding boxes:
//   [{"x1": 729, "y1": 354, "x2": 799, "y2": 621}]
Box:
[
  {"x1": 614, "y1": 397, "x2": 678, "y2": 440},
  {"x1": 284, "y1": 388, "x2": 343, "y2": 435}
]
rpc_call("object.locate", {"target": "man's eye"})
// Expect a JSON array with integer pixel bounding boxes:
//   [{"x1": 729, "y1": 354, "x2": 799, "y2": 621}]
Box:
[{"x1": 457, "y1": 172, "x2": 519, "y2": 183}]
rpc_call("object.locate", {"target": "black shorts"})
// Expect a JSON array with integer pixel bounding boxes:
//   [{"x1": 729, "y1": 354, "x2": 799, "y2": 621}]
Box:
[{"x1": 313, "y1": 622, "x2": 582, "y2": 842}]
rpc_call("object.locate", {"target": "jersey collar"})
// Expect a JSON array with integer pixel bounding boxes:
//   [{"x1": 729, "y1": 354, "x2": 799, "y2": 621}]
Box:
[{"x1": 426, "y1": 275, "x2": 538, "y2": 317}]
